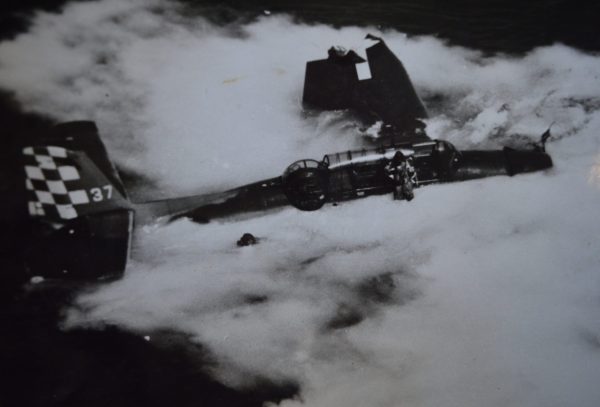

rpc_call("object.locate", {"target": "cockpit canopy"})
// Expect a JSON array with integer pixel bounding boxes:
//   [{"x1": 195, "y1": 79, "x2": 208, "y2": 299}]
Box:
[{"x1": 283, "y1": 159, "x2": 324, "y2": 179}]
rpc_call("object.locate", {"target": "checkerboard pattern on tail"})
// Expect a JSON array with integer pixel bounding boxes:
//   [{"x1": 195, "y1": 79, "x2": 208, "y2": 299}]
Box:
[
  {"x1": 20, "y1": 122, "x2": 135, "y2": 279},
  {"x1": 23, "y1": 145, "x2": 90, "y2": 221}
]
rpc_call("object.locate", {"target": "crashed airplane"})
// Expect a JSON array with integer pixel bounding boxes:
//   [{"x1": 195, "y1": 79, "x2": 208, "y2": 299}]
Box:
[{"x1": 20, "y1": 35, "x2": 552, "y2": 280}]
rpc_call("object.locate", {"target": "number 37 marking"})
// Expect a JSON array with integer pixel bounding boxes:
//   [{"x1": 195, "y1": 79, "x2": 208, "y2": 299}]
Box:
[{"x1": 90, "y1": 185, "x2": 113, "y2": 202}]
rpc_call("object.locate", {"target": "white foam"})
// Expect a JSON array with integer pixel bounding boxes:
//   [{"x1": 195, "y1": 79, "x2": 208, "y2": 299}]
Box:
[{"x1": 2, "y1": 1, "x2": 600, "y2": 406}]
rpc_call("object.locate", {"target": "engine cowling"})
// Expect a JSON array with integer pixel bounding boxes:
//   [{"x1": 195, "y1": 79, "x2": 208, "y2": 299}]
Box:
[{"x1": 282, "y1": 160, "x2": 329, "y2": 211}]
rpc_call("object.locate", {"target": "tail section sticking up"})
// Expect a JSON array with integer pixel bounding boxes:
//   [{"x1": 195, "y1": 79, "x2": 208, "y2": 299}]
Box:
[
  {"x1": 22, "y1": 122, "x2": 133, "y2": 280},
  {"x1": 303, "y1": 34, "x2": 428, "y2": 136}
]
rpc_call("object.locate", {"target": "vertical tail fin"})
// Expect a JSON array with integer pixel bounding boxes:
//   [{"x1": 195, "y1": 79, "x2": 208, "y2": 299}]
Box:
[
  {"x1": 303, "y1": 35, "x2": 428, "y2": 136},
  {"x1": 22, "y1": 122, "x2": 133, "y2": 280},
  {"x1": 23, "y1": 122, "x2": 130, "y2": 222}
]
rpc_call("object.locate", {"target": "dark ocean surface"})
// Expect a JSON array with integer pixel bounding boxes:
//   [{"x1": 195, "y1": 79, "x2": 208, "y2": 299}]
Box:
[{"x1": 2, "y1": 0, "x2": 600, "y2": 53}]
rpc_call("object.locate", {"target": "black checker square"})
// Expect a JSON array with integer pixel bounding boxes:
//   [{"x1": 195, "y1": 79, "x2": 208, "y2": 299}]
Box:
[{"x1": 22, "y1": 144, "x2": 90, "y2": 221}]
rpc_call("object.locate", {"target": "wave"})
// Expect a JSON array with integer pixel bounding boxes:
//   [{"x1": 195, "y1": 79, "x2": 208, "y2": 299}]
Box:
[{"x1": 2, "y1": 1, "x2": 600, "y2": 406}]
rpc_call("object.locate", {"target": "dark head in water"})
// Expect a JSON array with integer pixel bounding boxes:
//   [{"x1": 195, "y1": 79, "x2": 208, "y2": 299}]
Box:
[{"x1": 19, "y1": 36, "x2": 552, "y2": 281}]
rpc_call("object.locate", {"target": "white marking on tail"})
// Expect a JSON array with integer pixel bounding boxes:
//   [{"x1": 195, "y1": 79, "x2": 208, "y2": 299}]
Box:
[
  {"x1": 58, "y1": 166, "x2": 79, "y2": 181},
  {"x1": 47, "y1": 146, "x2": 67, "y2": 158},
  {"x1": 68, "y1": 190, "x2": 90, "y2": 205},
  {"x1": 35, "y1": 155, "x2": 57, "y2": 170},
  {"x1": 35, "y1": 191, "x2": 55, "y2": 204},
  {"x1": 355, "y1": 62, "x2": 372, "y2": 80},
  {"x1": 25, "y1": 166, "x2": 44, "y2": 180},
  {"x1": 56, "y1": 205, "x2": 77, "y2": 220},
  {"x1": 28, "y1": 201, "x2": 45, "y2": 216},
  {"x1": 47, "y1": 180, "x2": 67, "y2": 194}
]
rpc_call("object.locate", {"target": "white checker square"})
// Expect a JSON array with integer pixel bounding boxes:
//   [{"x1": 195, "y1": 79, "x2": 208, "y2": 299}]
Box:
[
  {"x1": 47, "y1": 180, "x2": 67, "y2": 194},
  {"x1": 355, "y1": 62, "x2": 372, "y2": 80},
  {"x1": 23, "y1": 147, "x2": 34, "y2": 155},
  {"x1": 69, "y1": 190, "x2": 89, "y2": 205},
  {"x1": 36, "y1": 155, "x2": 57, "y2": 170},
  {"x1": 56, "y1": 204, "x2": 77, "y2": 220},
  {"x1": 25, "y1": 179, "x2": 34, "y2": 191},
  {"x1": 28, "y1": 202, "x2": 37, "y2": 216},
  {"x1": 25, "y1": 166, "x2": 44, "y2": 180},
  {"x1": 58, "y1": 166, "x2": 80, "y2": 181},
  {"x1": 28, "y1": 201, "x2": 45, "y2": 216},
  {"x1": 35, "y1": 190, "x2": 55, "y2": 204},
  {"x1": 48, "y1": 146, "x2": 67, "y2": 158}
]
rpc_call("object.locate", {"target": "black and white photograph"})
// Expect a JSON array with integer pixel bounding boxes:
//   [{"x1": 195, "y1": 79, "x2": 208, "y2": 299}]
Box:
[{"x1": 1, "y1": 1, "x2": 599, "y2": 406}]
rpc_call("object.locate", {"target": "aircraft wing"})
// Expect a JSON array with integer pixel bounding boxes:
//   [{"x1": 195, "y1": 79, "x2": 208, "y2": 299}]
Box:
[{"x1": 303, "y1": 35, "x2": 429, "y2": 139}]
